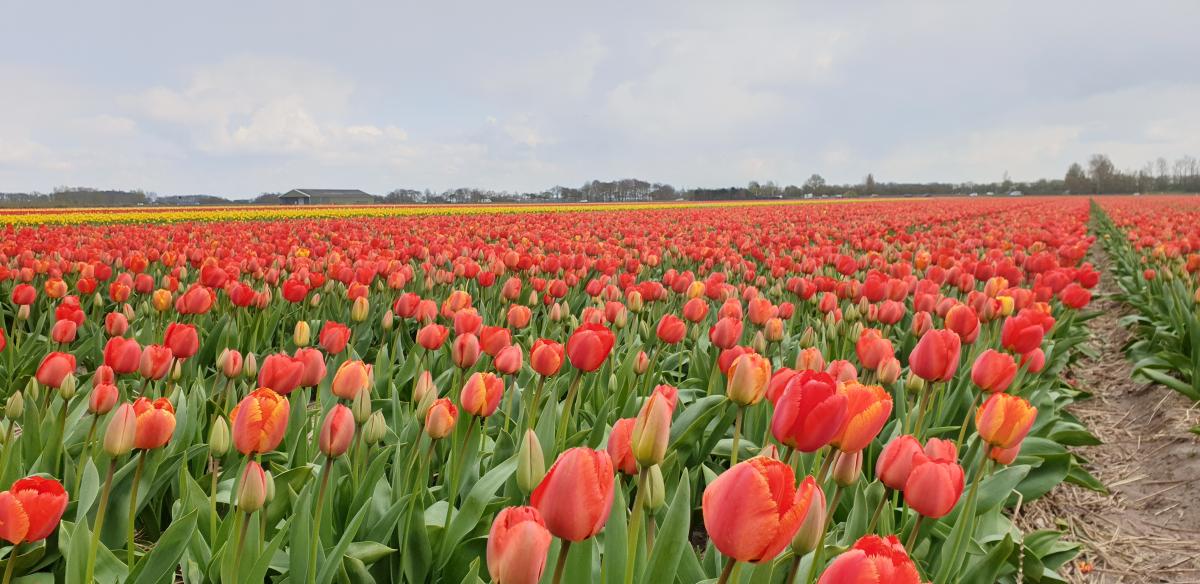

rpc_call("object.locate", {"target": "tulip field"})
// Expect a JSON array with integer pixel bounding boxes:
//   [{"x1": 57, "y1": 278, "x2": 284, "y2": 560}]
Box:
[{"x1": 0, "y1": 195, "x2": 1194, "y2": 584}]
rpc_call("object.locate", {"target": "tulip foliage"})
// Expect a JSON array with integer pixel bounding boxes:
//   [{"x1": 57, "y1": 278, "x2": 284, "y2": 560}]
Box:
[
  {"x1": 0, "y1": 197, "x2": 1114, "y2": 583},
  {"x1": 1093, "y1": 196, "x2": 1200, "y2": 403}
]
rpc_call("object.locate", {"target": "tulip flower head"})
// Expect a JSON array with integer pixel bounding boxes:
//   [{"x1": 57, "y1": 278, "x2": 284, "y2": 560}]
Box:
[
  {"x1": 487, "y1": 506, "x2": 552, "y2": 584},
  {"x1": 530, "y1": 448, "x2": 615, "y2": 542},
  {"x1": 703, "y1": 458, "x2": 819, "y2": 563},
  {"x1": 0, "y1": 476, "x2": 69, "y2": 544},
  {"x1": 817, "y1": 535, "x2": 920, "y2": 584}
]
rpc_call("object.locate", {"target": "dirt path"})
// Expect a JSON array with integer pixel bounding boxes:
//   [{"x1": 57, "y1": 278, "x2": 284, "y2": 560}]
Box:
[{"x1": 1020, "y1": 245, "x2": 1200, "y2": 583}]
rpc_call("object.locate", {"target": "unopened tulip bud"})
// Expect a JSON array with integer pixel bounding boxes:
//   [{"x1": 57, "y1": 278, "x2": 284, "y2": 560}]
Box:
[
  {"x1": 764, "y1": 318, "x2": 784, "y2": 343},
  {"x1": 799, "y1": 327, "x2": 816, "y2": 348},
  {"x1": 752, "y1": 330, "x2": 768, "y2": 354},
  {"x1": 549, "y1": 303, "x2": 563, "y2": 322},
  {"x1": 627, "y1": 291, "x2": 644, "y2": 313},
  {"x1": 633, "y1": 351, "x2": 649, "y2": 375},
  {"x1": 319, "y1": 404, "x2": 356, "y2": 457},
  {"x1": 877, "y1": 358, "x2": 902, "y2": 385},
  {"x1": 243, "y1": 353, "x2": 258, "y2": 378},
  {"x1": 59, "y1": 374, "x2": 78, "y2": 400},
  {"x1": 844, "y1": 305, "x2": 861, "y2": 323},
  {"x1": 364, "y1": 411, "x2": 387, "y2": 444},
  {"x1": 16, "y1": 305, "x2": 29, "y2": 321},
  {"x1": 5, "y1": 391, "x2": 24, "y2": 420},
  {"x1": 351, "y1": 296, "x2": 370, "y2": 322},
  {"x1": 614, "y1": 309, "x2": 629, "y2": 329},
  {"x1": 415, "y1": 383, "x2": 438, "y2": 422},
  {"x1": 238, "y1": 461, "x2": 268, "y2": 512},
  {"x1": 643, "y1": 464, "x2": 666, "y2": 511},
  {"x1": 264, "y1": 470, "x2": 276, "y2": 503},
  {"x1": 832, "y1": 450, "x2": 863, "y2": 487},
  {"x1": 848, "y1": 321, "x2": 864, "y2": 340},
  {"x1": 104, "y1": 403, "x2": 137, "y2": 456},
  {"x1": 294, "y1": 321, "x2": 311, "y2": 347},
  {"x1": 309, "y1": 292, "x2": 322, "y2": 308},
  {"x1": 517, "y1": 429, "x2": 546, "y2": 495},
  {"x1": 381, "y1": 309, "x2": 395, "y2": 331},
  {"x1": 171, "y1": 359, "x2": 183, "y2": 381},
  {"x1": 791, "y1": 484, "x2": 826, "y2": 554},
  {"x1": 352, "y1": 386, "x2": 372, "y2": 424},
  {"x1": 209, "y1": 416, "x2": 231, "y2": 456},
  {"x1": 26, "y1": 378, "x2": 41, "y2": 402},
  {"x1": 0, "y1": 421, "x2": 8, "y2": 444},
  {"x1": 905, "y1": 372, "x2": 926, "y2": 395}
]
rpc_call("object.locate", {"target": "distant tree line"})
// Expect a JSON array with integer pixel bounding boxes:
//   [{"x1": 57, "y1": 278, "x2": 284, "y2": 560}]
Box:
[{"x1": 4, "y1": 153, "x2": 1199, "y2": 208}]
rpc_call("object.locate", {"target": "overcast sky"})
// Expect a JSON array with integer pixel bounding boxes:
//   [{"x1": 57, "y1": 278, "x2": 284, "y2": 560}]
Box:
[{"x1": 2, "y1": 1, "x2": 1199, "y2": 198}]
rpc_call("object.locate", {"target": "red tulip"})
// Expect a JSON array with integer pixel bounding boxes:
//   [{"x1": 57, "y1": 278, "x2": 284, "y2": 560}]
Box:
[
  {"x1": 656, "y1": 314, "x2": 686, "y2": 344},
  {"x1": 566, "y1": 324, "x2": 616, "y2": 372},
  {"x1": 487, "y1": 506, "x2": 552, "y2": 584},
  {"x1": 51, "y1": 319, "x2": 77, "y2": 344},
  {"x1": 702, "y1": 458, "x2": 818, "y2": 563},
  {"x1": 855, "y1": 329, "x2": 893, "y2": 371},
  {"x1": 0, "y1": 476, "x2": 68, "y2": 544},
  {"x1": 771, "y1": 371, "x2": 846, "y2": 452},
  {"x1": 903, "y1": 455, "x2": 964, "y2": 519},
  {"x1": 908, "y1": 329, "x2": 961, "y2": 382},
  {"x1": 875, "y1": 435, "x2": 924, "y2": 491},
  {"x1": 606, "y1": 418, "x2": 638, "y2": 475},
  {"x1": 452, "y1": 333, "x2": 481, "y2": 369},
  {"x1": 944, "y1": 304, "x2": 980, "y2": 344},
  {"x1": 104, "y1": 312, "x2": 129, "y2": 336},
  {"x1": 163, "y1": 322, "x2": 199, "y2": 359},
  {"x1": 708, "y1": 316, "x2": 742, "y2": 350},
  {"x1": 318, "y1": 321, "x2": 352, "y2": 354},
  {"x1": 971, "y1": 349, "x2": 1018, "y2": 393},
  {"x1": 104, "y1": 337, "x2": 141, "y2": 374},
  {"x1": 479, "y1": 326, "x2": 512, "y2": 358},
  {"x1": 294, "y1": 347, "x2": 327, "y2": 388},
  {"x1": 89, "y1": 383, "x2": 119, "y2": 414},
  {"x1": 319, "y1": 404, "x2": 355, "y2": 457},
  {"x1": 416, "y1": 324, "x2": 450, "y2": 350},
  {"x1": 1000, "y1": 314, "x2": 1045, "y2": 354},
  {"x1": 35, "y1": 352, "x2": 76, "y2": 388},
  {"x1": 231, "y1": 388, "x2": 290, "y2": 455},
  {"x1": 258, "y1": 353, "x2": 305, "y2": 395},
  {"x1": 817, "y1": 535, "x2": 920, "y2": 584},
  {"x1": 494, "y1": 345, "x2": 523, "y2": 375},
  {"x1": 531, "y1": 448, "x2": 615, "y2": 541},
  {"x1": 138, "y1": 344, "x2": 174, "y2": 380}
]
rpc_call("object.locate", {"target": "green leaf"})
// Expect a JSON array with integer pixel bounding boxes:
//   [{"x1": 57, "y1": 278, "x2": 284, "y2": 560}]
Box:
[
  {"x1": 960, "y1": 534, "x2": 1014, "y2": 584},
  {"x1": 130, "y1": 510, "x2": 198, "y2": 584},
  {"x1": 641, "y1": 469, "x2": 691, "y2": 584},
  {"x1": 316, "y1": 503, "x2": 370, "y2": 584},
  {"x1": 603, "y1": 478, "x2": 628, "y2": 584},
  {"x1": 437, "y1": 454, "x2": 518, "y2": 567},
  {"x1": 975, "y1": 464, "x2": 1030, "y2": 515},
  {"x1": 346, "y1": 541, "x2": 397, "y2": 565}
]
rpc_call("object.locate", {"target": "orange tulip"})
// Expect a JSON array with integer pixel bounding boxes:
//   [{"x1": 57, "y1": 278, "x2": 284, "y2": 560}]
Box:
[
  {"x1": 530, "y1": 339, "x2": 564, "y2": 377},
  {"x1": 631, "y1": 388, "x2": 674, "y2": 467},
  {"x1": 452, "y1": 333, "x2": 481, "y2": 369},
  {"x1": 231, "y1": 388, "x2": 290, "y2": 455},
  {"x1": 565, "y1": 324, "x2": 616, "y2": 372},
  {"x1": 771, "y1": 371, "x2": 846, "y2": 453},
  {"x1": 975, "y1": 393, "x2": 1037, "y2": 449},
  {"x1": 424, "y1": 398, "x2": 458, "y2": 439},
  {"x1": 726, "y1": 352, "x2": 770, "y2": 406},
  {"x1": 132, "y1": 397, "x2": 176, "y2": 450},
  {"x1": 530, "y1": 448, "x2": 614, "y2": 541},
  {"x1": 331, "y1": 359, "x2": 372, "y2": 400},
  {"x1": 460, "y1": 372, "x2": 504, "y2": 417},
  {"x1": 487, "y1": 506, "x2": 552, "y2": 584},
  {"x1": 829, "y1": 382, "x2": 892, "y2": 453},
  {"x1": 138, "y1": 344, "x2": 173, "y2": 380},
  {"x1": 903, "y1": 456, "x2": 964, "y2": 519},
  {"x1": 294, "y1": 347, "x2": 327, "y2": 388},
  {"x1": 606, "y1": 418, "x2": 638, "y2": 475},
  {"x1": 318, "y1": 321, "x2": 352, "y2": 354},
  {"x1": 702, "y1": 457, "x2": 818, "y2": 563},
  {"x1": 416, "y1": 323, "x2": 450, "y2": 350}
]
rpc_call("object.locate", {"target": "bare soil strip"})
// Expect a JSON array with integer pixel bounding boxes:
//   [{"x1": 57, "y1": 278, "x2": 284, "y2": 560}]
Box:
[{"x1": 1020, "y1": 246, "x2": 1200, "y2": 583}]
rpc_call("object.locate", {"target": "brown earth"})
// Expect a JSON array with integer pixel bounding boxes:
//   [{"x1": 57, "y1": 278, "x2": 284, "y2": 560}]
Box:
[{"x1": 1020, "y1": 247, "x2": 1200, "y2": 583}]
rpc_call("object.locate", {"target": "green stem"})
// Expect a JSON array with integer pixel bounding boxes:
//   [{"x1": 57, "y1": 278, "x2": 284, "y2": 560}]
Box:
[
  {"x1": 72, "y1": 415, "x2": 99, "y2": 495},
  {"x1": 624, "y1": 468, "x2": 648, "y2": 584},
  {"x1": 730, "y1": 406, "x2": 744, "y2": 466},
  {"x1": 127, "y1": 451, "x2": 147, "y2": 566},
  {"x1": 85, "y1": 459, "x2": 117, "y2": 584},
  {"x1": 807, "y1": 486, "x2": 843, "y2": 584},
  {"x1": 905, "y1": 515, "x2": 924, "y2": 552},
  {"x1": 308, "y1": 458, "x2": 333, "y2": 584},
  {"x1": 865, "y1": 487, "x2": 892, "y2": 535},
  {"x1": 233, "y1": 510, "x2": 249, "y2": 577},
  {"x1": 717, "y1": 556, "x2": 737, "y2": 584},
  {"x1": 785, "y1": 553, "x2": 802, "y2": 584},
  {"x1": 555, "y1": 371, "x2": 584, "y2": 451},
  {"x1": 443, "y1": 415, "x2": 475, "y2": 540},
  {"x1": 209, "y1": 457, "x2": 220, "y2": 544},
  {"x1": 1, "y1": 541, "x2": 18, "y2": 584},
  {"x1": 955, "y1": 392, "x2": 983, "y2": 449},
  {"x1": 552, "y1": 540, "x2": 572, "y2": 584},
  {"x1": 527, "y1": 376, "x2": 547, "y2": 430}
]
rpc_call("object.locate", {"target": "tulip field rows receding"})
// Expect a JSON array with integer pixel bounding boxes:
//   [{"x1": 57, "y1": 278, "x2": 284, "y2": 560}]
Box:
[{"x1": 0, "y1": 195, "x2": 1189, "y2": 584}]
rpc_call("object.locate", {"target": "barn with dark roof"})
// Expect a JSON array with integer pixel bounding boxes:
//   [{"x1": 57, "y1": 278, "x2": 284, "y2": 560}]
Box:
[{"x1": 279, "y1": 189, "x2": 375, "y2": 205}]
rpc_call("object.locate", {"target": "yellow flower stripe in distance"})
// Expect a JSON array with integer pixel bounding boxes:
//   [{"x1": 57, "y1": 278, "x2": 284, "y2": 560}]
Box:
[{"x1": 0, "y1": 198, "x2": 909, "y2": 226}]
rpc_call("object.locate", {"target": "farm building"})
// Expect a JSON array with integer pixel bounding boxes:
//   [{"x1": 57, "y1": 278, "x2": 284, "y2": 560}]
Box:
[{"x1": 279, "y1": 189, "x2": 375, "y2": 205}]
